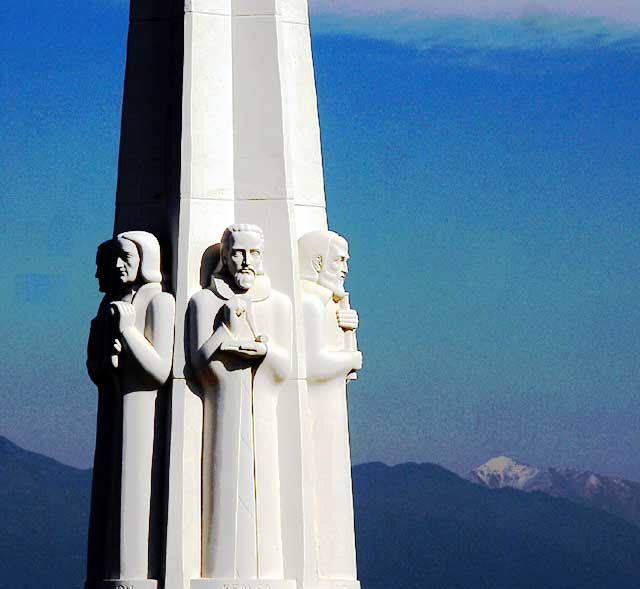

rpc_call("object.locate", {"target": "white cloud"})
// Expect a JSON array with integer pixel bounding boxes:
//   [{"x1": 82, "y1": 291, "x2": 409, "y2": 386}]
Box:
[
  {"x1": 309, "y1": 0, "x2": 640, "y2": 25},
  {"x1": 309, "y1": 1, "x2": 640, "y2": 51}
]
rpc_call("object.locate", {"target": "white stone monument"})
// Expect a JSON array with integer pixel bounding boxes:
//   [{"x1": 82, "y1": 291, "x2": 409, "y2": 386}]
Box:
[
  {"x1": 190, "y1": 224, "x2": 293, "y2": 585},
  {"x1": 298, "y1": 231, "x2": 361, "y2": 587},
  {"x1": 87, "y1": 232, "x2": 175, "y2": 589},
  {"x1": 85, "y1": 2, "x2": 363, "y2": 589}
]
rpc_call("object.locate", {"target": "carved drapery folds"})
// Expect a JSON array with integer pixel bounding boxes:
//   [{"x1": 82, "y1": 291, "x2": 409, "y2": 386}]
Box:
[
  {"x1": 190, "y1": 224, "x2": 293, "y2": 583},
  {"x1": 299, "y1": 230, "x2": 362, "y2": 583},
  {"x1": 86, "y1": 226, "x2": 361, "y2": 589}
]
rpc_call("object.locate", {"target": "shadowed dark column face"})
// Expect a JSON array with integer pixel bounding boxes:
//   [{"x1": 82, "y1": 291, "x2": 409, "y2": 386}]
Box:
[
  {"x1": 114, "y1": 0, "x2": 185, "y2": 288},
  {"x1": 130, "y1": 0, "x2": 185, "y2": 22},
  {"x1": 94, "y1": 3, "x2": 186, "y2": 585}
]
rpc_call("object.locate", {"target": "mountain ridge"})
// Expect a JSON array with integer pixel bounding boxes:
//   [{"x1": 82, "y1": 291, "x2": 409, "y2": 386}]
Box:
[
  {"x1": 0, "y1": 435, "x2": 91, "y2": 587},
  {"x1": 5, "y1": 437, "x2": 640, "y2": 588},
  {"x1": 469, "y1": 455, "x2": 640, "y2": 528}
]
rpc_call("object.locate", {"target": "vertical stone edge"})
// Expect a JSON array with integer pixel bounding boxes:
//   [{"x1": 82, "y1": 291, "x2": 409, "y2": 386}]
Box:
[{"x1": 166, "y1": 4, "x2": 235, "y2": 589}]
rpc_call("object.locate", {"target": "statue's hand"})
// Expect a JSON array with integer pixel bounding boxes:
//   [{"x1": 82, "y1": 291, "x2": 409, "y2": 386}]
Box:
[
  {"x1": 337, "y1": 308, "x2": 359, "y2": 331},
  {"x1": 111, "y1": 301, "x2": 137, "y2": 333},
  {"x1": 220, "y1": 340, "x2": 268, "y2": 359},
  {"x1": 223, "y1": 298, "x2": 247, "y2": 334},
  {"x1": 351, "y1": 351, "x2": 363, "y2": 372}
]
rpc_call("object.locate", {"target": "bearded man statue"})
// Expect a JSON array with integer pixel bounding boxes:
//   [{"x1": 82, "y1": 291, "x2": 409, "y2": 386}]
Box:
[
  {"x1": 298, "y1": 230, "x2": 362, "y2": 587},
  {"x1": 190, "y1": 224, "x2": 293, "y2": 584}
]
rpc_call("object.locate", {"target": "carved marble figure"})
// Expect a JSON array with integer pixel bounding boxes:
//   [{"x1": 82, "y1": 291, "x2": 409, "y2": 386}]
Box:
[
  {"x1": 298, "y1": 231, "x2": 362, "y2": 583},
  {"x1": 190, "y1": 224, "x2": 293, "y2": 582},
  {"x1": 86, "y1": 231, "x2": 175, "y2": 588},
  {"x1": 86, "y1": 239, "x2": 116, "y2": 589}
]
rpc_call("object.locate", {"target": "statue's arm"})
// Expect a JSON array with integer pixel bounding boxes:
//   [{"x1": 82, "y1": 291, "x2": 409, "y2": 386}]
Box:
[
  {"x1": 304, "y1": 296, "x2": 361, "y2": 383},
  {"x1": 87, "y1": 318, "x2": 101, "y2": 384},
  {"x1": 190, "y1": 292, "x2": 228, "y2": 373},
  {"x1": 262, "y1": 295, "x2": 292, "y2": 383},
  {"x1": 87, "y1": 316, "x2": 108, "y2": 385},
  {"x1": 87, "y1": 357, "x2": 106, "y2": 385},
  {"x1": 120, "y1": 292, "x2": 175, "y2": 387}
]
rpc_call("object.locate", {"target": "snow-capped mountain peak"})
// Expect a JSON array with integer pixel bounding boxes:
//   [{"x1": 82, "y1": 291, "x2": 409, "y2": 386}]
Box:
[
  {"x1": 467, "y1": 456, "x2": 640, "y2": 530},
  {"x1": 586, "y1": 473, "x2": 602, "y2": 490},
  {"x1": 470, "y1": 456, "x2": 542, "y2": 490}
]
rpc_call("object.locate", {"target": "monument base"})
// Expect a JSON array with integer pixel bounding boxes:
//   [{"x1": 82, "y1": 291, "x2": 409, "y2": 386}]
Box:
[
  {"x1": 191, "y1": 579, "x2": 296, "y2": 589},
  {"x1": 99, "y1": 579, "x2": 158, "y2": 589},
  {"x1": 317, "y1": 580, "x2": 360, "y2": 589}
]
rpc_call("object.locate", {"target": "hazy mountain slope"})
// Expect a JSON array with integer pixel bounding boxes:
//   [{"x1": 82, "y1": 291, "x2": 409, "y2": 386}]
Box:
[
  {"x1": 354, "y1": 462, "x2": 640, "y2": 589},
  {"x1": 5, "y1": 438, "x2": 640, "y2": 588},
  {"x1": 470, "y1": 456, "x2": 640, "y2": 529},
  {"x1": 0, "y1": 436, "x2": 90, "y2": 588}
]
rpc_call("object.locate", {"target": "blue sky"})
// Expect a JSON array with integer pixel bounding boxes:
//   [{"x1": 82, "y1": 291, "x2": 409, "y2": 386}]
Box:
[{"x1": 2, "y1": 1, "x2": 640, "y2": 478}]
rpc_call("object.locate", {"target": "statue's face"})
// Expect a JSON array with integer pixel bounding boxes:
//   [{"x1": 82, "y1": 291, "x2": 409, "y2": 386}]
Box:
[
  {"x1": 224, "y1": 231, "x2": 264, "y2": 291},
  {"x1": 115, "y1": 238, "x2": 141, "y2": 286},
  {"x1": 318, "y1": 237, "x2": 349, "y2": 299}
]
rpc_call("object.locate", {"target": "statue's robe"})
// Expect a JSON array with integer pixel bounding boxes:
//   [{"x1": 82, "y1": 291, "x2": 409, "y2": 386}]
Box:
[
  {"x1": 86, "y1": 296, "x2": 116, "y2": 588},
  {"x1": 190, "y1": 274, "x2": 292, "y2": 580},
  {"x1": 301, "y1": 281, "x2": 358, "y2": 582},
  {"x1": 87, "y1": 282, "x2": 175, "y2": 585}
]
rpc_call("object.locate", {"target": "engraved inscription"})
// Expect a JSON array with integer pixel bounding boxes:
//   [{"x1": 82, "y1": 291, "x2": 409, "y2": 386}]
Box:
[{"x1": 222, "y1": 584, "x2": 271, "y2": 589}]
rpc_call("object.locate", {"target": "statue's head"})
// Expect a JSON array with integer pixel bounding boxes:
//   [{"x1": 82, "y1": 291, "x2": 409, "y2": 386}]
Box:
[
  {"x1": 298, "y1": 230, "x2": 349, "y2": 300},
  {"x1": 95, "y1": 240, "x2": 114, "y2": 294},
  {"x1": 219, "y1": 224, "x2": 265, "y2": 292},
  {"x1": 115, "y1": 231, "x2": 163, "y2": 287}
]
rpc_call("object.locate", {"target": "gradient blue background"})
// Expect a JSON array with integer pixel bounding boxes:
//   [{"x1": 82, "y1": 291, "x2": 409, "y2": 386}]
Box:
[{"x1": 2, "y1": 1, "x2": 639, "y2": 478}]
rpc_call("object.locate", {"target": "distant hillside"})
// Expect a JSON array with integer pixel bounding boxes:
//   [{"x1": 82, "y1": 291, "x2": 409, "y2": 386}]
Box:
[
  {"x1": 354, "y1": 462, "x2": 640, "y2": 589},
  {"x1": 4, "y1": 438, "x2": 640, "y2": 588},
  {"x1": 0, "y1": 436, "x2": 90, "y2": 588},
  {"x1": 469, "y1": 456, "x2": 640, "y2": 529}
]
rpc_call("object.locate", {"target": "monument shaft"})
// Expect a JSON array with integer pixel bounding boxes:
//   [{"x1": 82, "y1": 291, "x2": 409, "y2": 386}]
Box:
[{"x1": 86, "y1": 2, "x2": 361, "y2": 589}]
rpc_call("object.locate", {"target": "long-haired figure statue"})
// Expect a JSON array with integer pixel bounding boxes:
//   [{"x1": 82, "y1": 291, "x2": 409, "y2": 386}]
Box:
[{"x1": 86, "y1": 231, "x2": 175, "y2": 589}]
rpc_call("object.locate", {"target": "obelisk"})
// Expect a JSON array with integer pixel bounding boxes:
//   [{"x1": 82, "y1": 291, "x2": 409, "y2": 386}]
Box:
[{"x1": 88, "y1": 2, "x2": 362, "y2": 589}]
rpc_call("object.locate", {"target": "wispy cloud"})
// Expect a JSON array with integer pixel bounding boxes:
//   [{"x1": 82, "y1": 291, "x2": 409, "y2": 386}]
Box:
[
  {"x1": 309, "y1": 2, "x2": 640, "y2": 52},
  {"x1": 309, "y1": 0, "x2": 640, "y2": 25},
  {"x1": 312, "y1": 14, "x2": 640, "y2": 51}
]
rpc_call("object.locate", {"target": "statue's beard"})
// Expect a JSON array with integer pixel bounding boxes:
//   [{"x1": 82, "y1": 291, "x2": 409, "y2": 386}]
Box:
[
  {"x1": 319, "y1": 273, "x2": 346, "y2": 300},
  {"x1": 234, "y1": 269, "x2": 256, "y2": 291}
]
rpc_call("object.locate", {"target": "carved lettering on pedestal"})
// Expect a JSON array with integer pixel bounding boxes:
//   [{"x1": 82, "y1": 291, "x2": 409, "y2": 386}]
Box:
[{"x1": 222, "y1": 584, "x2": 272, "y2": 589}]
